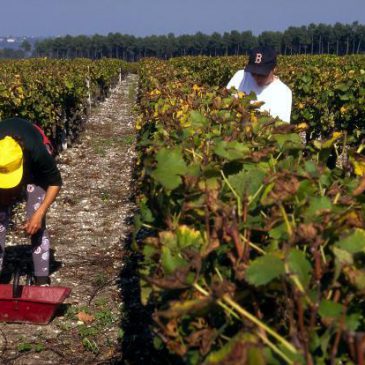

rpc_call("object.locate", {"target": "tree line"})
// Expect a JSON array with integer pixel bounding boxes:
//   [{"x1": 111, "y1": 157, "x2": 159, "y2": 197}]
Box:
[
  {"x1": 29, "y1": 22, "x2": 365, "y2": 60},
  {"x1": 0, "y1": 48, "x2": 27, "y2": 59}
]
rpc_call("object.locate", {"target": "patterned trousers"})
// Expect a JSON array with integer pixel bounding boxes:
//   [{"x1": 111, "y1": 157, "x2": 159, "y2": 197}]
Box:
[{"x1": 0, "y1": 184, "x2": 50, "y2": 277}]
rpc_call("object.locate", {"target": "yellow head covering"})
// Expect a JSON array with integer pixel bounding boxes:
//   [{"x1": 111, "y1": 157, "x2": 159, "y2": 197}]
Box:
[{"x1": 0, "y1": 136, "x2": 23, "y2": 189}]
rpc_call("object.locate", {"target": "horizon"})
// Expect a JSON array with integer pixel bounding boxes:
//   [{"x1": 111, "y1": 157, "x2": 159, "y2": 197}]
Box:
[{"x1": 1, "y1": 20, "x2": 364, "y2": 40}]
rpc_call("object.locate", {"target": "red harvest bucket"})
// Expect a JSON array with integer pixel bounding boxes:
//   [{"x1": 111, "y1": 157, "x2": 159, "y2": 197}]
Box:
[{"x1": 0, "y1": 284, "x2": 71, "y2": 324}]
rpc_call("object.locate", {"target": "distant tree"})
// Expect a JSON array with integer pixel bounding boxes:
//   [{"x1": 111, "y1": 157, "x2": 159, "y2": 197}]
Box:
[
  {"x1": 228, "y1": 30, "x2": 241, "y2": 55},
  {"x1": 33, "y1": 22, "x2": 365, "y2": 60},
  {"x1": 20, "y1": 40, "x2": 32, "y2": 54},
  {"x1": 0, "y1": 48, "x2": 25, "y2": 59},
  {"x1": 240, "y1": 31, "x2": 257, "y2": 54},
  {"x1": 258, "y1": 31, "x2": 282, "y2": 52},
  {"x1": 207, "y1": 32, "x2": 222, "y2": 56},
  {"x1": 194, "y1": 32, "x2": 209, "y2": 55},
  {"x1": 167, "y1": 33, "x2": 177, "y2": 58},
  {"x1": 178, "y1": 34, "x2": 194, "y2": 56}
]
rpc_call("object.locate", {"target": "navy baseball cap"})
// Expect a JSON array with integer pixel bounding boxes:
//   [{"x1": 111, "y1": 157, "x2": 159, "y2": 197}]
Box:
[{"x1": 245, "y1": 46, "x2": 277, "y2": 76}]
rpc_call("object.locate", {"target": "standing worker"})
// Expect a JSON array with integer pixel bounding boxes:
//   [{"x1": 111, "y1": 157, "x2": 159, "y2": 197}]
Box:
[
  {"x1": 0, "y1": 117, "x2": 62, "y2": 285},
  {"x1": 227, "y1": 46, "x2": 292, "y2": 123}
]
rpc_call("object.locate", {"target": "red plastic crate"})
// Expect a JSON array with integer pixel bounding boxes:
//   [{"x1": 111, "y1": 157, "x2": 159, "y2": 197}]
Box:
[{"x1": 0, "y1": 284, "x2": 71, "y2": 324}]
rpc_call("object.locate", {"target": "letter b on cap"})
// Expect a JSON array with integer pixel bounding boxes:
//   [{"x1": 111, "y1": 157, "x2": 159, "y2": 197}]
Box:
[{"x1": 255, "y1": 53, "x2": 263, "y2": 64}]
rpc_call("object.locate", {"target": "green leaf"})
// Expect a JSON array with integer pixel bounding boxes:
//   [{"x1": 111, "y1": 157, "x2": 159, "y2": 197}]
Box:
[
  {"x1": 34, "y1": 343, "x2": 45, "y2": 353},
  {"x1": 334, "y1": 229, "x2": 365, "y2": 254},
  {"x1": 17, "y1": 343, "x2": 32, "y2": 352},
  {"x1": 228, "y1": 168, "x2": 266, "y2": 200},
  {"x1": 153, "y1": 335, "x2": 163, "y2": 350},
  {"x1": 186, "y1": 350, "x2": 200, "y2": 365},
  {"x1": 139, "y1": 198, "x2": 154, "y2": 223},
  {"x1": 335, "y1": 83, "x2": 349, "y2": 92},
  {"x1": 333, "y1": 246, "x2": 354, "y2": 282},
  {"x1": 320, "y1": 331, "x2": 333, "y2": 360},
  {"x1": 296, "y1": 180, "x2": 316, "y2": 201},
  {"x1": 304, "y1": 196, "x2": 332, "y2": 220},
  {"x1": 304, "y1": 160, "x2": 318, "y2": 176},
  {"x1": 247, "y1": 348, "x2": 266, "y2": 365},
  {"x1": 161, "y1": 246, "x2": 188, "y2": 275},
  {"x1": 141, "y1": 284, "x2": 153, "y2": 306},
  {"x1": 214, "y1": 141, "x2": 250, "y2": 161},
  {"x1": 318, "y1": 300, "x2": 343, "y2": 320},
  {"x1": 189, "y1": 110, "x2": 208, "y2": 128},
  {"x1": 269, "y1": 223, "x2": 288, "y2": 240},
  {"x1": 333, "y1": 247, "x2": 354, "y2": 266},
  {"x1": 159, "y1": 231, "x2": 178, "y2": 249},
  {"x1": 319, "y1": 173, "x2": 331, "y2": 188},
  {"x1": 246, "y1": 254, "x2": 285, "y2": 286},
  {"x1": 345, "y1": 313, "x2": 362, "y2": 332},
  {"x1": 186, "y1": 163, "x2": 201, "y2": 177},
  {"x1": 260, "y1": 182, "x2": 275, "y2": 206},
  {"x1": 151, "y1": 147, "x2": 188, "y2": 190},
  {"x1": 65, "y1": 80, "x2": 74, "y2": 89},
  {"x1": 262, "y1": 348, "x2": 282, "y2": 365},
  {"x1": 176, "y1": 225, "x2": 204, "y2": 249},
  {"x1": 273, "y1": 133, "x2": 303, "y2": 150},
  {"x1": 287, "y1": 250, "x2": 312, "y2": 289},
  {"x1": 143, "y1": 245, "x2": 157, "y2": 259}
]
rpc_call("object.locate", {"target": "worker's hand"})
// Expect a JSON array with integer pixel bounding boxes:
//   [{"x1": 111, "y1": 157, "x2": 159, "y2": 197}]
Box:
[{"x1": 23, "y1": 210, "x2": 44, "y2": 235}]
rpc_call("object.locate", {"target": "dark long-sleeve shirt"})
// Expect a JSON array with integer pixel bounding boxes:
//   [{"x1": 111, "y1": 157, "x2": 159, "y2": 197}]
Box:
[{"x1": 0, "y1": 118, "x2": 62, "y2": 187}]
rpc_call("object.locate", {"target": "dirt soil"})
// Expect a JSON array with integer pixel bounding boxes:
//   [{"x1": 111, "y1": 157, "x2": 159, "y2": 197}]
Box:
[{"x1": 0, "y1": 74, "x2": 138, "y2": 364}]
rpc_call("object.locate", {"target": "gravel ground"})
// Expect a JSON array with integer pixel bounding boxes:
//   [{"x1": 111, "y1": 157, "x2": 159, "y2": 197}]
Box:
[{"x1": 0, "y1": 74, "x2": 138, "y2": 365}]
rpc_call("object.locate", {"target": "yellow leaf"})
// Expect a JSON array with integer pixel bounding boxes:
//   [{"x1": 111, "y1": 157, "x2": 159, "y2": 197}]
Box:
[
  {"x1": 250, "y1": 112, "x2": 258, "y2": 124},
  {"x1": 295, "y1": 122, "x2": 309, "y2": 131},
  {"x1": 340, "y1": 106, "x2": 347, "y2": 114},
  {"x1": 353, "y1": 160, "x2": 365, "y2": 176},
  {"x1": 332, "y1": 131, "x2": 343, "y2": 139},
  {"x1": 77, "y1": 311, "x2": 95, "y2": 324}
]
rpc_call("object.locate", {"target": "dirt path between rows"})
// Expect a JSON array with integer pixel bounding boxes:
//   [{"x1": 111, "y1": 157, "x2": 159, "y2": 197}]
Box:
[{"x1": 0, "y1": 74, "x2": 139, "y2": 364}]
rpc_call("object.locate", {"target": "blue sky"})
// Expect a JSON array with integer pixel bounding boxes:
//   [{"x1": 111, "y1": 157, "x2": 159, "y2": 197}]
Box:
[{"x1": 0, "y1": 0, "x2": 364, "y2": 37}]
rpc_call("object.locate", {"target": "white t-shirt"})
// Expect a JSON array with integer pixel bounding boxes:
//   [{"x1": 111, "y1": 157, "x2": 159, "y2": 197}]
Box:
[{"x1": 227, "y1": 70, "x2": 292, "y2": 123}]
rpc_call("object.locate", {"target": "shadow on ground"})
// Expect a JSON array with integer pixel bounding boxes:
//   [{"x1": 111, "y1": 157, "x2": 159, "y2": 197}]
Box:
[
  {"x1": 116, "y1": 226, "x2": 184, "y2": 365},
  {"x1": 0, "y1": 246, "x2": 62, "y2": 284}
]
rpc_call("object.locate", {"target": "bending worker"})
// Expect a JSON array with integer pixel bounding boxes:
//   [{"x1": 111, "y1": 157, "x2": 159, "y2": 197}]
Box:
[
  {"x1": 0, "y1": 117, "x2": 62, "y2": 285},
  {"x1": 227, "y1": 46, "x2": 292, "y2": 123}
]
